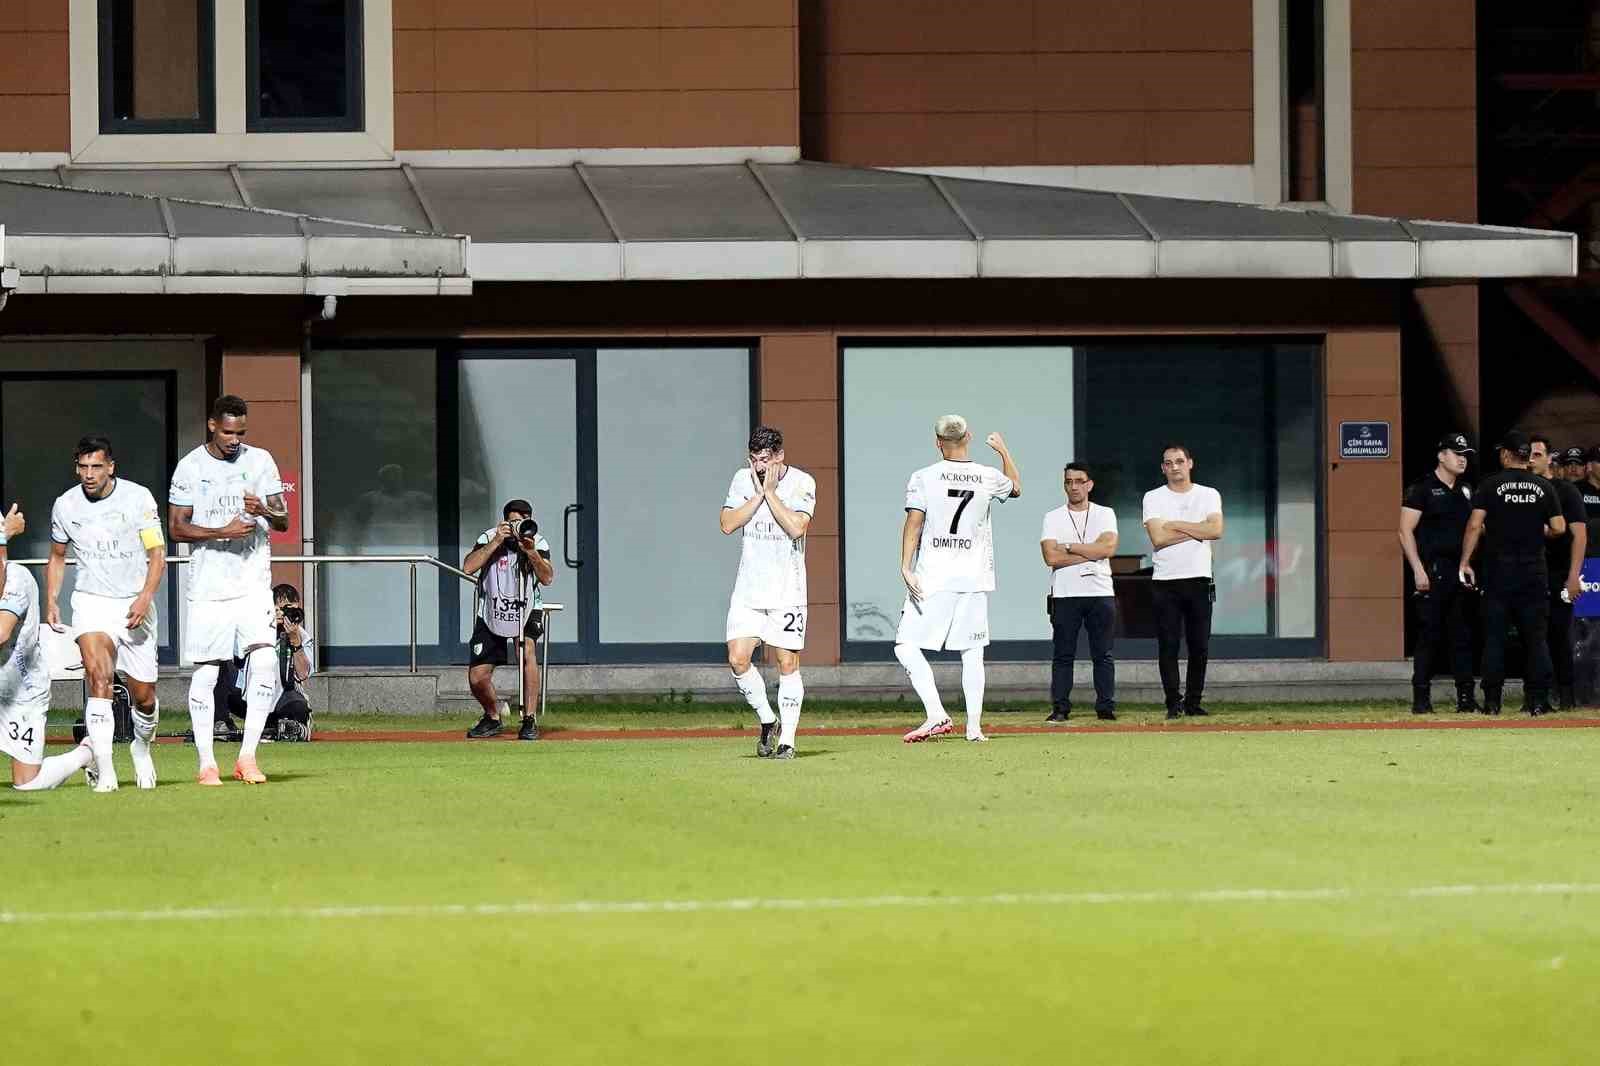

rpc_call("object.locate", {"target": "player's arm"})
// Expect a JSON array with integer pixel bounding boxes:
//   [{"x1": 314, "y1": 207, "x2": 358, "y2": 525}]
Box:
[
  {"x1": 900, "y1": 509, "x2": 926, "y2": 601},
  {"x1": 44, "y1": 539, "x2": 67, "y2": 628},
  {"x1": 1166, "y1": 510, "x2": 1225, "y2": 542},
  {"x1": 986, "y1": 433, "x2": 1021, "y2": 498},
  {"x1": 1459, "y1": 508, "x2": 1487, "y2": 586},
  {"x1": 1071, "y1": 529, "x2": 1119, "y2": 561},
  {"x1": 720, "y1": 466, "x2": 763, "y2": 534},
  {"x1": 1144, "y1": 518, "x2": 1189, "y2": 550},
  {"x1": 0, "y1": 608, "x2": 19, "y2": 645},
  {"x1": 0, "y1": 503, "x2": 22, "y2": 596},
  {"x1": 241, "y1": 491, "x2": 289, "y2": 533},
  {"x1": 464, "y1": 525, "x2": 510, "y2": 575},
  {"x1": 761, "y1": 476, "x2": 811, "y2": 541},
  {"x1": 168, "y1": 504, "x2": 253, "y2": 543}
]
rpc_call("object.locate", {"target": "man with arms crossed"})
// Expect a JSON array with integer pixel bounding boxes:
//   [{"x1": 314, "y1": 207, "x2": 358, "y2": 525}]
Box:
[
  {"x1": 1398, "y1": 433, "x2": 1478, "y2": 714},
  {"x1": 464, "y1": 499, "x2": 554, "y2": 741},
  {"x1": 169, "y1": 395, "x2": 288, "y2": 785},
  {"x1": 721, "y1": 426, "x2": 815, "y2": 760},
  {"x1": 1143, "y1": 445, "x2": 1224, "y2": 719},
  {"x1": 898, "y1": 415, "x2": 1021, "y2": 744},
  {"x1": 1530, "y1": 435, "x2": 1586, "y2": 710},
  {"x1": 44, "y1": 436, "x2": 166, "y2": 791},
  {"x1": 4, "y1": 505, "x2": 98, "y2": 790},
  {"x1": 1041, "y1": 462, "x2": 1119, "y2": 722}
]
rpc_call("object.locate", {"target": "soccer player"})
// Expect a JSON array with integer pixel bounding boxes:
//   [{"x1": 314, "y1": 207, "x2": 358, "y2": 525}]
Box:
[
  {"x1": 896, "y1": 415, "x2": 1021, "y2": 743},
  {"x1": 721, "y1": 426, "x2": 816, "y2": 760},
  {"x1": 169, "y1": 395, "x2": 288, "y2": 786},
  {"x1": 3, "y1": 504, "x2": 97, "y2": 791},
  {"x1": 44, "y1": 436, "x2": 167, "y2": 791}
]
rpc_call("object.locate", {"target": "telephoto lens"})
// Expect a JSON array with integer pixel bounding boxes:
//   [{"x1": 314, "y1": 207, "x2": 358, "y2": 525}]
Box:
[
  {"x1": 282, "y1": 605, "x2": 304, "y2": 626},
  {"x1": 517, "y1": 518, "x2": 538, "y2": 539}
]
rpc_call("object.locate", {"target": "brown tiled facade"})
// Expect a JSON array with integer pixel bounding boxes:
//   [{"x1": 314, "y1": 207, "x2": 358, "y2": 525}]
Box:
[
  {"x1": 395, "y1": 0, "x2": 799, "y2": 149},
  {"x1": 800, "y1": 0, "x2": 1253, "y2": 166},
  {"x1": 0, "y1": 0, "x2": 69, "y2": 151}
]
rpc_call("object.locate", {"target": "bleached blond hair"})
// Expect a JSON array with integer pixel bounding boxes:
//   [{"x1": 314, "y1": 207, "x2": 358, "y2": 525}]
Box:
[{"x1": 934, "y1": 414, "x2": 968, "y2": 442}]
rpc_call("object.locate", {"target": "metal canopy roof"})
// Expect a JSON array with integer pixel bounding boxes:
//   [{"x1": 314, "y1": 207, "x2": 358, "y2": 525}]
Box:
[
  {"x1": 0, "y1": 177, "x2": 470, "y2": 295},
  {"x1": 0, "y1": 161, "x2": 1577, "y2": 288}
]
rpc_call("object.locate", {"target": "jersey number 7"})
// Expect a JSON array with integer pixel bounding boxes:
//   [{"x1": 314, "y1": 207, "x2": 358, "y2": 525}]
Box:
[{"x1": 946, "y1": 490, "x2": 975, "y2": 534}]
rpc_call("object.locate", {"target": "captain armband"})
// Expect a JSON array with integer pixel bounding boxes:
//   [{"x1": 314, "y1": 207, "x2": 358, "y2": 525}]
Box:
[{"x1": 139, "y1": 527, "x2": 165, "y2": 550}]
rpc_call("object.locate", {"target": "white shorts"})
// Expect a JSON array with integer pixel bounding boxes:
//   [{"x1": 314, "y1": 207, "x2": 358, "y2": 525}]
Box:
[
  {"x1": 0, "y1": 693, "x2": 50, "y2": 765},
  {"x1": 726, "y1": 604, "x2": 807, "y2": 651},
  {"x1": 185, "y1": 587, "x2": 276, "y2": 664},
  {"x1": 70, "y1": 590, "x2": 160, "y2": 683},
  {"x1": 896, "y1": 591, "x2": 990, "y2": 651}
]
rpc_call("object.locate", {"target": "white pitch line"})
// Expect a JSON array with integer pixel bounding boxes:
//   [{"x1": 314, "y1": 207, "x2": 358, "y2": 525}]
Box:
[{"x1": 3, "y1": 883, "x2": 1600, "y2": 926}]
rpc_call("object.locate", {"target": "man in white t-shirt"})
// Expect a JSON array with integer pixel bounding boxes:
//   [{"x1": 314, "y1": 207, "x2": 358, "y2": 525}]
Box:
[
  {"x1": 720, "y1": 426, "x2": 816, "y2": 760},
  {"x1": 168, "y1": 395, "x2": 288, "y2": 786},
  {"x1": 45, "y1": 435, "x2": 167, "y2": 792},
  {"x1": 1142, "y1": 444, "x2": 1225, "y2": 719},
  {"x1": 1041, "y1": 462, "x2": 1119, "y2": 723},
  {"x1": 5, "y1": 505, "x2": 100, "y2": 790},
  {"x1": 897, "y1": 414, "x2": 1021, "y2": 743}
]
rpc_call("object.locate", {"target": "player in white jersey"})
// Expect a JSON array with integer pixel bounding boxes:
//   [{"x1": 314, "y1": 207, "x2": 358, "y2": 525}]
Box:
[
  {"x1": 896, "y1": 415, "x2": 1021, "y2": 743},
  {"x1": 168, "y1": 395, "x2": 288, "y2": 786},
  {"x1": 45, "y1": 436, "x2": 167, "y2": 791},
  {"x1": 3, "y1": 503, "x2": 98, "y2": 790},
  {"x1": 721, "y1": 425, "x2": 816, "y2": 760}
]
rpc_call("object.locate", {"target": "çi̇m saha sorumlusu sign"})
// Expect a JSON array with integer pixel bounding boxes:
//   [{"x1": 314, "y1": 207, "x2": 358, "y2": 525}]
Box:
[{"x1": 1339, "y1": 421, "x2": 1391, "y2": 460}]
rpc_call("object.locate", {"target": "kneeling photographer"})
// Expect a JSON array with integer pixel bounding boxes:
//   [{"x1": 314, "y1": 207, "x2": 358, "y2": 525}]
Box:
[
  {"x1": 210, "y1": 583, "x2": 314, "y2": 742},
  {"x1": 463, "y1": 498, "x2": 554, "y2": 741}
]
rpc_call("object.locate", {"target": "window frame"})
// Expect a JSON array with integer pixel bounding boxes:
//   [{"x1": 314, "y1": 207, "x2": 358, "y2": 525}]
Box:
[
  {"x1": 244, "y1": 0, "x2": 365, "y2": 134},
  {"x1": 96, "y1": 0, "x2": 217, "y2": 136}
]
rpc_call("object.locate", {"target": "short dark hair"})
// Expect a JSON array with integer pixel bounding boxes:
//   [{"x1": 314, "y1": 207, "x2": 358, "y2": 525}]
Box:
[
  {"x1": 1161, "y1": 443, "x2": 1192, "y2": 461},
  {"x1": 502, "y1": 498, "x2": 533, "y2": 520},
  {"x1": 271, "y1": 583, "x2": 300, "y2": 604},
  {"x1": 211, "y1": 394, "x2": 248, "y2": 421},
  {"x1": 1063, "y1": 462, "x2": 1091, "y2": 479},
  {"x1": 1529, "y1": 432, "x2": 1555, "y2": 454},
  {"x1": 74, "y1": 435, "x2": 114, "y2": 462},
  {"x1": 748, "y1": 425, "x2": 783, "y2": 454}
]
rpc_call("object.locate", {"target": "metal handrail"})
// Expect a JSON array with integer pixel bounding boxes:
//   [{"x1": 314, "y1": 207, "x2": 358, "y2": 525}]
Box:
[{"x1": 3, "y1": 552, "x2": 559, "y2": 674}]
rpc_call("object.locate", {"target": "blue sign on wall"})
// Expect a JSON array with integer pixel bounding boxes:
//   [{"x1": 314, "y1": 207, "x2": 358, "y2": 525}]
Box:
[
  {"x1": 1338, "y1": 421, "x2": 1390, "y2": 460},
  {"x1": 1576, "y1": 559, "x2": 1600, "y2": 619}
]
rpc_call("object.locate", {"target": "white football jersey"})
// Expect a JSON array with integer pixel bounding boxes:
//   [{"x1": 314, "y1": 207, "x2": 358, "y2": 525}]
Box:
[
  {"x1": 169, "y1": 444, "x2": 283, "y2": 601},
  {"x1": 49, "y1": 479, "x2": 164, "y2": 598},
  {"x1": 725, "y1": 466, "x2": 816, "y2": 609},
  {"x1": 0, "y1": 564, "x2": 49, "y2": 707},
  {"x1": 905, "y1": 459, "x2": 1014, "y2": 594}
]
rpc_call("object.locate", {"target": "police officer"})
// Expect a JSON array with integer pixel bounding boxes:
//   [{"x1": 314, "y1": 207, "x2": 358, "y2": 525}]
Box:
[
  {"x1": 1530, "y1": 436, "x2": 1587, "y2": 709},
  {"x1": 1459, "y1": 430, "x2": 1567, "y2": 716},
  {"x1": 1398, "y1": 432, "x2": 1478, "y2": 713},
  {"x1": 1575, "y1": 447, "x2": 1600, "y2": 705},
  {"x1": 1560, "y1": 446, "x2": 1589, "y2": 485},
  {"x1": 1582, "y1": 447, "x2": 1600, "y2": 552}
]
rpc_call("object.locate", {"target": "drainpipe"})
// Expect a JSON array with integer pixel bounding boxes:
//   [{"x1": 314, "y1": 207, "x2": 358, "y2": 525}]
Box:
[{"x1": 0, "y1": 267, "x2": 18, "y2": 313}]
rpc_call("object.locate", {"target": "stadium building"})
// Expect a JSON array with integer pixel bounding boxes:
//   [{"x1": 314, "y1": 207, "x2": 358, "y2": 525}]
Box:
[{"x1": 0, "y1": 1, "x2": 1591, "y2": 697}]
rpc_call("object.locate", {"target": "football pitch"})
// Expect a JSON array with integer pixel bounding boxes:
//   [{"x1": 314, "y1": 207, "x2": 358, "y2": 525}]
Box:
[{"x1": 6, "y1": 706, "x2": 1600, "y2": 1065}]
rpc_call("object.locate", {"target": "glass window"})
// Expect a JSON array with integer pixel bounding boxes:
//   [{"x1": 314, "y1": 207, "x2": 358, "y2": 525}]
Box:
[
  {"x1": 596, "y1": 348, "x2": 749, "y2": 646},
  {"x1": 311, "y1": 350, "x2": 439, "y2": 658},
  {"x1": 843, "y1": 345, "x2": 1075, "y2": 645},
  {"x1": 98, "y1": 0, "x2": 215, "y2": 134},
  {"x1": 247, "y1": 0, "x2": 363, "y2": 132},
  {"x1": 1286, "y1": 0, "x2": 1325, "y2": 202}
]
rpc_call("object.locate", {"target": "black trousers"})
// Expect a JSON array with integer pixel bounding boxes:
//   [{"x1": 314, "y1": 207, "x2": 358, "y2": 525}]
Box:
[
  {"x1": 1151, "y1": 578, "x2": 1213, "y2": 709},
  {"x1": 1546, "y1": 583, "x2": 1575, "y2": 690},
  {"x1": 1482, "y1": 573, "x2": 1552, "y2": 701},
  {"x1": 1411, "y1": 559, "x2": 1475, "y2": 691},
  {"x1": 1049, "y1": 596, "x2": 1116, "y2": 713}
]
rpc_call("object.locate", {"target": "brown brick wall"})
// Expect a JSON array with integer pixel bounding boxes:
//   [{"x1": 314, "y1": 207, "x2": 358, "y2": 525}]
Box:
[
  {"x1": 0, "y1": 1, "x2": 70, "y2": 152},
  {"x1": 221, "y1": 343, "x2": 305, "y2": 590},
  {"x1": 395, "y1": 0, "x2": 799, "y2": 150},
  {"x1": 1325, "y1": 330, "x2": 1403, "y2": 661},
  {"x1": 801, "y1": 0, "x2": 1253, "y2": 167}
]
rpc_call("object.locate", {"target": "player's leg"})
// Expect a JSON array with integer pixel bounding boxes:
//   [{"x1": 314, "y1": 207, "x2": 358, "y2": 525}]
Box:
[
  {"x1": 1047, "y1": 599, "x2": 1080, "y2": 722},
  {"x1": 949, "y1": 593, "x2": 991, "y2": 741},
  {"x1": 771, "y1": 610, "x2": 805, "y2": 759},
  {"x1": 77, "y1": 629, "x2": 121, "y2": 792},
  {"x1": 1150, "y1": 582, "x2": 1184, "y2": 717},
  {"x1": 185, "y1": 597, "x2": 236, "y2": 782},
  {"x1": 1086, "y1": 596, "x2": 1118, "y2": 719},
  {"x1": 896, "y1": 594, "x2": 953, "y2": 741},
  {"x1": 188, "y1": 661, "x2": 223, "y2": 783},
  {"x1": 466, "y1": 618, "x2": 509, "y2": 737},
  {"x1": 1519, "y1": 593, "x2": 1554, "y2": 715},
  {"x1": 234, "y1": 643, "x2": 276, "y2": 783},
  {"x1": 6, "y1": 695, "x2": 79, "y2": 789},
  {"x1": 118, "y1": 610, "x2": 162, "y2": 789},
  {"x1": 1480, "y1": 591, "x2": 1509, "y2": 714}
]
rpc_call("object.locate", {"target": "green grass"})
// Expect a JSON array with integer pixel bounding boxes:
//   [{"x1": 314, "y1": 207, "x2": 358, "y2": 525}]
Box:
[{"x1": 6, "y1": 722, "x2": 1600, "y2": 1064}]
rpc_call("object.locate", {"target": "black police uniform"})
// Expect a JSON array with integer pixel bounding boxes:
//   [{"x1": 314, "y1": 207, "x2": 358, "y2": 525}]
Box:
[
  {"x1": 1544, "y1": 473, "x2": 1586, "y2": 707},
  {"x1": 1470, "y1": 466, "x2": 1562, "y2": 713},
  {"x1": 1576, "y1": 458, "x2": 1600, "y2": 704},
  {"x1": 1403, "y1": 468, "x2": 1476, "y2": 708}
]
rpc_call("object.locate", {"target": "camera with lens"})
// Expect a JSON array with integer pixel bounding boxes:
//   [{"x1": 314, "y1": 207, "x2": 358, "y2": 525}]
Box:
[
  {"x1": 516, "y1": 517, "x2": 538, "y2": 540},
  {"x1": 280, "y1": 605, "x2": 305, "y2": 627}
]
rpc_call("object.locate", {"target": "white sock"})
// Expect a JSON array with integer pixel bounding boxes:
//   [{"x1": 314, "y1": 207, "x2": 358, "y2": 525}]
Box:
[
  {"x1": 777, "y1": 671, "x2": 803, "y2": 749},
  {"x1": 733, "y1": 666, "x2": 776, "y2": 725},
  {"x1": 84, "y1": 697, "x2": 116, "y2": 783},
  {"x1": 239, "y1": 646, "x2": 277, "y2": 761},
  {"x1": 895, "y1": 643, "x2": 947, "y2": 724},
  {"x1": 961, "y1": 647, "x2": 986, "y2": 736},
  {"x1": 13, "y1": 740, "x2": 93, "y2": 790},
  {"x1": 130, "y1": 700, "x2": 158, "y2": 787},
  {"x1": 188, "y1": 664, "x2": 219, "y2": 771}
]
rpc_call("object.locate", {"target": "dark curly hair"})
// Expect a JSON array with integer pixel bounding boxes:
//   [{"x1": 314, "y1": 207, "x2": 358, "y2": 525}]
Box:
[{"x1": 748, "y1": 425, "x2": 783, "y2": 454}]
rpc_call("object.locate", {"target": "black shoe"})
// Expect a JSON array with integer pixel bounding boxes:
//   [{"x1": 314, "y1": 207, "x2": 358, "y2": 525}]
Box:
[
  {"x1": 772, "y1": 745, "x2": 795, "y2": 761},
  {"x1": 757, "y1": 719, "x2": 780, "y2": 756},
  {"x1": 1165, "y1": 706, "x2": 1184, "y2": 720},
  {"x1": 466, "y1": 714, "x2": 503, "y2": 739},
  {"x1": 1183, "y1": 705, "x2": 1209, "y2": 717},
  {"x1": 1525, "y1": 704, "x2": 1546, "y2": 718},
  {"x1": 1455, "y1": 694, "x2": 1481, "y2": 713},
  {"x1": 518, "y1": 715, "x2": 539, "y2": 741},
  {"x1": 1557, "y1": 685, "x2": 1576, "y2": 711},
  {"x1": 1095, "y1": 709, "x2": 1117, "y2": 721},
  {"x1": 1045, "y1": 709, "x2": 1070, "y2": 723},
  {"x1": 1482, "y1": 701, "x2": 1501, "y2": 716}
]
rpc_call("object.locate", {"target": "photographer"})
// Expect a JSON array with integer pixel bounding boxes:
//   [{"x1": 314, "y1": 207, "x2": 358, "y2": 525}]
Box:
[
  {"x1": 208, "y1": 583, "x2": 314, "y2": 742},
  {"x1": 463, "y1": 499, "x2": 554, "y2": 741}
]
